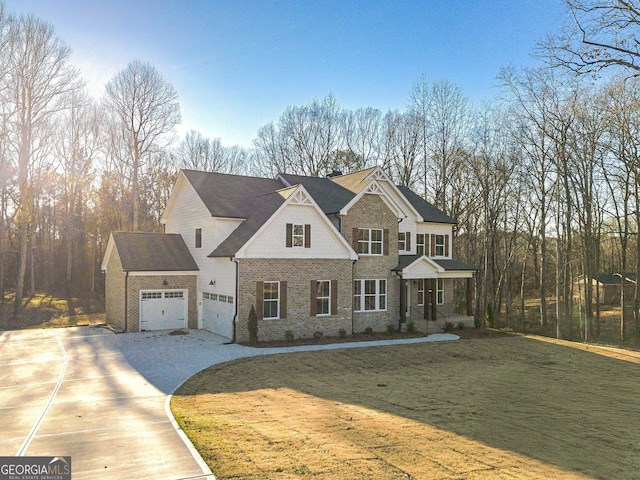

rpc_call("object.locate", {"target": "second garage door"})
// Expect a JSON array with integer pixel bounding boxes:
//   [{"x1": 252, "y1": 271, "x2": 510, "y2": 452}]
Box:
[{"x1": 140, "y1": 290, "x2": 187, "y2": 331}]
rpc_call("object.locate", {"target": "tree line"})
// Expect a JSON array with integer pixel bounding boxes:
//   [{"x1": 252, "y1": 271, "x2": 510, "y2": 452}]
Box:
[{"x1": 2, "y1": 0, "x2": 639, "y2": 343}]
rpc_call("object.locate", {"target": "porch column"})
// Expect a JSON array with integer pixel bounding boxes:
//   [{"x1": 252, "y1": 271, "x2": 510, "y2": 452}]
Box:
[
  {"x1": 423, "y1": 279, "x2": 428, "y2": 320},
  {"x1": 466, "y1": 277, "x2": 473, "y2": 317},
  {"x1": 430, "y1": 278, "x2": 437, "y2": 322},
  {"x1": 400, "y1": 278, "x2": 407, "y2": 324}
]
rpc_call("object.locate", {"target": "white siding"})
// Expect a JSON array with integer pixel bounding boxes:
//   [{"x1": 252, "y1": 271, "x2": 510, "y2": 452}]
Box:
[
  {"x1": 243, "y1": 204, "x2": 353, "y2": 259},
  {"x1": 416, "y1": 223, "x2": 454, "y2": 259}
]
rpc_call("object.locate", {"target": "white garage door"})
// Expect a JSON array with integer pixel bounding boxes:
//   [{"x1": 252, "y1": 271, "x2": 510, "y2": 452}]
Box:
[
  {"x1": 140, "y1": 290, "x2": 187, "y2": 331},
  {"x1": 201, "y1": 292, "x2": 233, "y2": 339}
]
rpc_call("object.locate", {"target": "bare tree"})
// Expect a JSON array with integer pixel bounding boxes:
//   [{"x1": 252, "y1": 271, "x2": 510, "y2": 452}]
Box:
[
  {"x1": 3, "y1": 12, "x2": 80, "y2": 318},
  {"x1": 546, "y1": 0, "x2": 640, "y2": 76},
  {"x1": 103, "y1": 60, "x2": 181, "y2": 231},
  {"x1": 176, "y1": 130, "x2": 246, "y2": 174}
]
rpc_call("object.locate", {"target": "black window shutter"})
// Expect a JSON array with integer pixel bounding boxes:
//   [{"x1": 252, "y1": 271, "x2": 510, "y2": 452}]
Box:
[
  {"x1": 256, "y1": 281, "x2": 264, "y2": 320},
  {"x1": 331, "y1": 280, "x2": 338, "y2": 315},
  {"x1": 305, "y1": 224, "x2": 311, "y2": 248},
  {"x1": 310, "y1": 280, "x2": 317, "y2": 316},
  {"x1": 286, "y1": 223, "x2": 293, "y2": 247},
  {"x1": 280, "y1": 281, "x2": 287, "y2": 318}
]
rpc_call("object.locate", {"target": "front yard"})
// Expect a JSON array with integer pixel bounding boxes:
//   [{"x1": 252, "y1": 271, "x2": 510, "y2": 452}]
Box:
[{"x1": 172, "y1": 333, "x2": 640, "y2": 479}]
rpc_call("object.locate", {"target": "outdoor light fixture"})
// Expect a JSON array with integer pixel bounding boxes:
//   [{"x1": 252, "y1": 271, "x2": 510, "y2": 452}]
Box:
[
  {"x1": 209, "y1": 280, "x2": 215, "y2": 286},
  {"x1": 163, "y1": 279, "x2": 168, "y2": 286}
]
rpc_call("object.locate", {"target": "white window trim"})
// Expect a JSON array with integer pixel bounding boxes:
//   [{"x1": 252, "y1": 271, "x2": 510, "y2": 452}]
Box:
[
  {"x1": 358, "y1": 228, "x2": 383, "y2": 256},
  {"x1": 416, "y1": 234, "x2": 425, "y2": 256},
  {"x1": 417, "y1": 279, "x2": 425, "y2": 306},
  {"x1": 398, "y1": 232, "x2": 406, "y2": 252},
  {"x1": 263, "y1": 281, "x2": 280, "y2": 320},
  {"x1": 292, "y1": 224, "x2": 305, "y2": 248},
  {"x1": 354, "y1": 279, "x2": 387, "y2": 312},
  {"x1": 435, "y1": 234, "x2": 445, "y2": 257},
  {"x1": 437, "y1": 278, "x2": 444, "y2": 305},
  {"x1": 316, "y1": 280, "x2": 331, "y2": 316}
]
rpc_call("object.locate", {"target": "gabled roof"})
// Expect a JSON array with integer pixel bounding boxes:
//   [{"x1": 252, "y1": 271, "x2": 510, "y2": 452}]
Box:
[
  {"x1": 106, "y1": 232, "x2": 198, "y2": 272},
  {"x1": 329, "y1": 167, "x2": 378, "y2": 193},
  {"x1": 396, "y1": 186, "x2": 457, "y2": 224},
  {"x1": 182, "y1": 169, "x2": 283, "y2": 218},
  {"x1": 209, "y1": 190, "x2": 286, "y2": 257},
  {"x1": 393, "y1": 255, "x2": 477, "y2": 272},
  {"x1": 278, "y1": 173, "x2": 355, "y2": 214}
]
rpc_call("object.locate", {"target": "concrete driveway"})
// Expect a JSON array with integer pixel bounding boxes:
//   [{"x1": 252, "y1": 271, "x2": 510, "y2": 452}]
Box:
[
  {"x1": 0, "y1": 325, "x2": 458, "y2": 479},
  {"x1": 0, "y1": 325, "x2": 237, "y2": 479}
]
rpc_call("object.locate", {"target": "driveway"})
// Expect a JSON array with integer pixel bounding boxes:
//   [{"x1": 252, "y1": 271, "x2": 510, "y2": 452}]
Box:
[{"x1": 0, "y1": 326, "x2": 458, "y2": 479}]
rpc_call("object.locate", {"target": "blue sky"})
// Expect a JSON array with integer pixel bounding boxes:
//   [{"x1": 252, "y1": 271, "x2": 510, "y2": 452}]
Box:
[{"x1": 5, "y1": 0, "x2": 567, "y2": 148}]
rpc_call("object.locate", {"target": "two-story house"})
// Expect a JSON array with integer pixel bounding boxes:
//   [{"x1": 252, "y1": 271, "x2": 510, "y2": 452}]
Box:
[{"x1": 101, "y1": 166, "x2": 477, "y2": 342}]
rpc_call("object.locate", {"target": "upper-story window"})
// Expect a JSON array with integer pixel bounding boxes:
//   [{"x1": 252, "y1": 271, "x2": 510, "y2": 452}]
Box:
[
  {"x1": 435, "y1": 234, "x2": 445, "y2": 256},
  {"x1": 286, "y1": 223, "x2": 310, "y2": 248},
  {"x1": 416, "y1": 234, "x2": 425, "y2": 256},
  {"x1": 195, "y1": 228, "x2": 202, "y2": 248},
  {"x1": 398, "y1": 232, "x2": 411, "y2": 252},
  {"x1": 358, "y1": 228, "x2": 383, "y2": 255}
]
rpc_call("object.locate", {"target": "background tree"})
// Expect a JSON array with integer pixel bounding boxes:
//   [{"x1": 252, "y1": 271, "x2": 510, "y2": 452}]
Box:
[
  {"x1": 547, "y1": 0, "x2": 640, "y2": 76},
  {"x1": 3, "y1": 12, "x2": 80, "y2": 318},
  {"x1": 103, "y1": 60, "x2": 180, "y2": 231}
]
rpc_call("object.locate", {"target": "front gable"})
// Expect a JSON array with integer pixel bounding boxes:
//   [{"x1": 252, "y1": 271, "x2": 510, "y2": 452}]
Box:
[
  {"x1": 400, "y1": 256, "x2": 444, "y2": 280},
  {"x1": 236, "y1": 185, "x2": 357, "y2": 260}
]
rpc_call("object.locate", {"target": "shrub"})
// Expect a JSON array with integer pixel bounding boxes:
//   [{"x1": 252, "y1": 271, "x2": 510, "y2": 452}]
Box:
[
  {"x1": 387, "y1": 324, "x2": 396, "y2": 335},
  {"x1": 248, "y1": 305, "x2": 258, "y2": 344},
  {"x1": 444, "y1": 321, "x2": 455, "y2": 333},
  {"x1": 364, "y1": 327, "x2": 373, "y2": 334},
  {"x1": 338, "y1": 328, "x2": 347, "y2": 338},
  {"x1": 284, "y1": 330, "x2": 294, "y2": 342},
  {"x1": 407, "y1": 321, "x2": 415, "y2": 333},
  {"x1": 313, "y1": 330, "x2": 323, "y2": 339},
  {"x1": 457, "y1": 321, "x2": 466, "y2": 330}
]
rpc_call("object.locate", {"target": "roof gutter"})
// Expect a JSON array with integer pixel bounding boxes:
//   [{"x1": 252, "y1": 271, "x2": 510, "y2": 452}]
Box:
[{"x1": 231, "y1": 256, "x2": 239, "y2": 343}]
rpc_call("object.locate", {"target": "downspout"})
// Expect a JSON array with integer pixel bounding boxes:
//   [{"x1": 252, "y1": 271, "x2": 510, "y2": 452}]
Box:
[
  {"x1": 351, "y1": 259, "x2": 356, "y2": 335},
  {"x1": 231, "y1": 256, "x2": 239, "y2": 343},
  {"x1": 124, "y1": 271, "x2": 129, "y2": 333}
]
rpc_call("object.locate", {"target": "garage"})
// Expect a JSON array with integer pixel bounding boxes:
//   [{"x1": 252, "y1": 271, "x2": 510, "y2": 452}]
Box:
[
  {"x1": 201, "y1": 292, "x2": 234, "y2": 339},
  {"x1": 102, "y1": 232, "x2": 199, "y2": 332},
  {"x1": 140, "y1": 289, "x2": 188, "y2": 331}
]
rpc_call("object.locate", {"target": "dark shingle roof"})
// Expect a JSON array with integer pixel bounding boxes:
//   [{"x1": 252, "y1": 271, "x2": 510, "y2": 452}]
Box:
[
  {"x1": 278, "y1": 173, "x2": 355, "y2": 214},
  {"x1": 182, "y1": 169, "x2": 283, "y2": 218},
  {"x1": 210, "y1": 191, "x2": 285, "y2": 257},
  {"x1": 112, "y1": 232, "x2": 198, "y2": 272},
  {"x1": 393, "y1": 255, "x2": 477, "y2": 272},
  {"x1": 396, "y1": 186, "x2": 457, "y2": 224}
]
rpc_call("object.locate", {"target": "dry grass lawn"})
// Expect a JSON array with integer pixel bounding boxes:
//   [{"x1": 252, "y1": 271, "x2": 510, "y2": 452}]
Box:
[{"x1": 172, "y1": 334, "x2": 640, "y2": 479}]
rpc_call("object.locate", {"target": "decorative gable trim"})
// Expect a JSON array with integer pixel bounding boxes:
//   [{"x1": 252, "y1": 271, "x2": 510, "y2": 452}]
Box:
[{"x1": 339, "y1": 178, "x2": 404, "y2": 217}]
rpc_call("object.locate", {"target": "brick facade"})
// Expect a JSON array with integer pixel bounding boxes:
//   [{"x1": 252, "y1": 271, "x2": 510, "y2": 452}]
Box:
[
  {"x1": 341, "y1": 193, "x2": 401, "y2": 333},
  {"x1": 237, "y1": 258, "x2": 354, "y2": 342},
  {"x1": 105, "y1": 248, "x2": 126, "y2": 331}
]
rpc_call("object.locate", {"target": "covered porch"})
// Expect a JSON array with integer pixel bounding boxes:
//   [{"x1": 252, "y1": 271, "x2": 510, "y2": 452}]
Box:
[{"x1": 393, "y1": 256, "x2": 477, "y2": 332}]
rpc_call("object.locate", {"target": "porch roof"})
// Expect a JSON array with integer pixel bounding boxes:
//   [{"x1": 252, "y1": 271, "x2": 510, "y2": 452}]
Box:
[{"x1": 393, "y1": 255, "x2": 477, "y2": 279}]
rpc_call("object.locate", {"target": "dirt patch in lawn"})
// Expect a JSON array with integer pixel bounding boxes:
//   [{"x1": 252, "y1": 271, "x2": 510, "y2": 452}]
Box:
[{"x1": 172, "y1": 336, "x2": 640, "y2": 479}]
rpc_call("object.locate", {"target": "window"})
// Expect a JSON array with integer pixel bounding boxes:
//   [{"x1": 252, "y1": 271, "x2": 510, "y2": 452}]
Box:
[
  {"x1": 165, "y1": 291, "x2": 184, "y2": 299},
  {"x1": 437, "y1": 278, "x2": 444, "y2": 305},
  {"x1": 435, "y1": 235, "x2": 445, "y2": 256},
  {"x1": 398, "y1": 232, "x2": 406, "y2": 251},
  {"x1": 218, "y1": 295, "x2": 228, "y2": 303},
  {"x1": 142, "y1": 292, "x2": 162, "y2": 300},
  {"x1": 417, "y1": 280, "x2": 425, "y2": 306},
  {"x1": 357, "y1": 228, "x2": 383, "y2": 255},
  {"x1": 416, "y1": 234, "x2": 425, "y2": 256},
  {"x1": 353, "y1": 279, "x2": 387, "y2": 312},
  {"x1": 263, "y1": 281, "x2": 280, "y2": 319},
  {"x1": 293, "y1": 224, "x2": 304, "y2": 247},
  {"x1": 316, "y1": 280, "x2": 331, "y2": 316},
  {"x1": 195, "y1": 228, "x2": 202, "y2": 248},
  {"x1": 286, "y1": 223, "x2": 310, "y2": 248}
]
